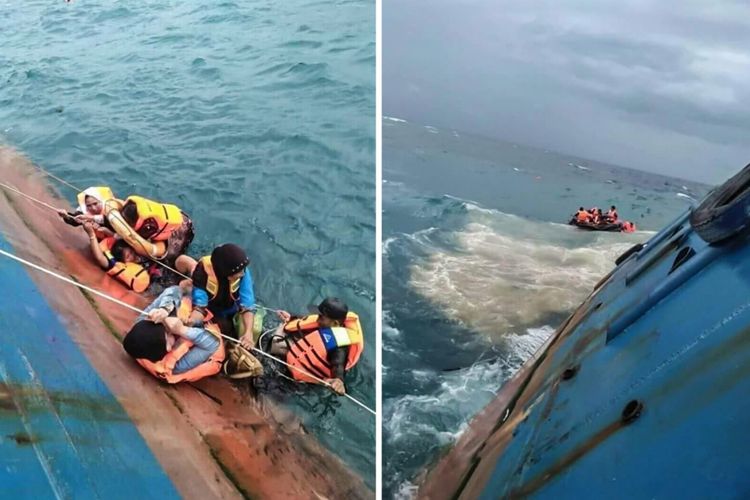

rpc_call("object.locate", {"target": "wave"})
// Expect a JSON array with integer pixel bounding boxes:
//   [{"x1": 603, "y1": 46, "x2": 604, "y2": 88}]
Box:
[
  {"x1": 397, "y1": 198, "x2": 644, "y2": 338},
  {"x1": 384, "y1": 116, "x2": 407, "y2": 123}
]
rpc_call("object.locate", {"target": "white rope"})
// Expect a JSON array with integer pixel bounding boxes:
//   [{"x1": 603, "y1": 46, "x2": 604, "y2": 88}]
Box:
[
  {"x1": 223, "y1": 332, "x2": 375, "y2": 415},
  {"x1": 0, "y1": 181, "x2": 64, "y2": 213},
  {"x1": 0, "y1": 182, "x2": 192, "y2": 280},
  {"x1": 0, "y1": 248, "x2": 375, "y2": 415},
  {"x1": 33, "y1": 165, "x2": 82, "y2": 192}
]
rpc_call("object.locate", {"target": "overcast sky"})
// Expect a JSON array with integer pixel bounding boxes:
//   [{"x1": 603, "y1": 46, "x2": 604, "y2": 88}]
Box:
[{"x1": 384, "y1": 0, "x2": 750, "y2": 184}]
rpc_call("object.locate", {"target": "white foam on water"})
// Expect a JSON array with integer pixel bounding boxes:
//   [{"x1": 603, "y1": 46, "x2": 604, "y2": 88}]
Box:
[
  {"x1": 384, "y1": 325, "x2": 552, "y2": 450},
  {"x1": 383, "y1": 236, "x2": 397, "y2": 256},
  {"x1": 407, "y1": 205, "x2": 639, "y2": 338},
  {"x1": 394, "y1": 480, "x2": 419, "y2": 500},
  {"x1": 676, "y1": 192, "x2": 695, "y2": 201},
  {"x1": 424, "y1": 125, "x2": 439, "y2": 134},
  {"x1": 384, "y1": 116, "x2": 408, "y2": 123}
]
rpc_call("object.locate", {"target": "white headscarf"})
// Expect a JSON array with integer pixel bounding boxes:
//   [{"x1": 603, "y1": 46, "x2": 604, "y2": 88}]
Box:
[{"x1": 78, "y1": 187, "x2": 107, "y2": 214}]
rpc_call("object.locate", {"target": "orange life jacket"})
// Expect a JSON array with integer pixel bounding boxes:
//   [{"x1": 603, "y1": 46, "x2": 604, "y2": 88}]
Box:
[
  {"x1": 100, "y1": 237, "x2": 150, "y2": 293},
  {"x1": 576, "y1": 210, "x2": 590, "y2": 222},
  {"x1": 198, "y1": 255, "x2": 242, "y2": 302},
  {"x1": 284, "y1": 313, "x2": 363, "y2": 384},
  {"x1": 136, "y1": 320, "x2": 225, "y2": 384},
  {"x1": 123, "y1": 195, "x2": 184, "y2": 241},
  {"x1": 607, "y1": 209, "x2": 618, "y2": 221}
]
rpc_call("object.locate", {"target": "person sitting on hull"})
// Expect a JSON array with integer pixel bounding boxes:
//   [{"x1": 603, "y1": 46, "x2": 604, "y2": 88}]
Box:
[
  {"x1": 256, "y1": 297, "x2": 364, "y2": 396},
  {"x1": 58, "y1": 186, "x2": 118, "y2": 240},
  {"x1": 83, "y1": 222, "x2": 151, "y2": 293},
  {"x1": 104, "y1": 195, "x2": 194, "y2": 262},
  {"x1": 122, "y1": 284, "x2": 233, "y2": 383},
  {"x1": 177, "y1": 244, "x2": 263, "y2": 379}
]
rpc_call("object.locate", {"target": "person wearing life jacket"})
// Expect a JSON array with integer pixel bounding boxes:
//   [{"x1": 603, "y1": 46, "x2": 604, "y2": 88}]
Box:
[
  {"x1": 575, "y1": 207, "x2": 590, "y2": 223},
  {"x1": 83, "y1": 222, "x2": 150, "y2": 293},
  {"x1": 180, "y1": 244, "x2": 257, "y2": 341},
  {"x1": 57, "y1": 186, "x2": 117, "y2": 240},
  {"x1": 104, "y1": 195, "x2": 194, "y2": 261},
  {"x1": 122, "y1": 285, "x2": 235, "y2": 383},
  {"x1": 257, "y1": 297, "x2": 364, "y2": 396},
  {"x1": 174, "y1": 245, "x2": 264, "y2": 377},
  {"x1": 606, "y1": 205, "x2": 618, "y2": 223}
]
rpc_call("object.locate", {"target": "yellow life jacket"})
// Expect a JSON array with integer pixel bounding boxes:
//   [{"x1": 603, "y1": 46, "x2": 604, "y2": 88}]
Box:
[
  {"x1": 199, "y1": 255, "x2": 241, "y2": 301},
  {"x1": 100, "y1": 237, "x2": 150, "y2": 293},
  {"x1": 104, "y1": 199, "x2": 168, "y2": 259},
  {"x1": 77, "y1": 186, "x2": 115, "y2": 215},
  {"x1": 124, "y1": 195, "x2": 184, "y2": 242}
]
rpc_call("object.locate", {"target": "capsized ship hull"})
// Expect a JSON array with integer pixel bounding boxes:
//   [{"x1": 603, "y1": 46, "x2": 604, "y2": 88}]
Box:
[
  {"x1": 0, "y1": 147, "x2": 372, "y2": 499},
  {"x1": 419, "y1": 165, "x2": 750, "y2": 499}
]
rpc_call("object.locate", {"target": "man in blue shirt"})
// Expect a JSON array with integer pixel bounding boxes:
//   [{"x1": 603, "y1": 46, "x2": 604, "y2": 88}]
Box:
[{"x1": 175, "y1": 244, "x2": 262, "y2": 379}]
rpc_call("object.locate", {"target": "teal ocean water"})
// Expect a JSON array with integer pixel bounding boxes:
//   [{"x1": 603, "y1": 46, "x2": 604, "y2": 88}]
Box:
[
  {"x1": 382, "y1": 117, "x2": 711, "y2": 498},
  {"x1": 0, "y1": 0, "x2": 374, "y2": 484}
]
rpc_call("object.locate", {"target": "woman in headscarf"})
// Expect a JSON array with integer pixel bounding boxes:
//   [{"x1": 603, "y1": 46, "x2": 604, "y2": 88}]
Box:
[
  {"x1": 175, "y1": 244, "x2": 261, "y2": 378},
  {"x1": 57, "y1": 186, "x2": 117, "y2": 240}
]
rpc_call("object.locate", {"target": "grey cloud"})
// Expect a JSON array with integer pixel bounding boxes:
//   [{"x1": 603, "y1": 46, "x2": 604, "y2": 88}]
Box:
[{"x1": 385, "y1": 0, "x2": 750, "y2": 183}]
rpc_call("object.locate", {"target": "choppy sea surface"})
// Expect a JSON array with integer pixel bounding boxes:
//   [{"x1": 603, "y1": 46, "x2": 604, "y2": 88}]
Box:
[
  {"x1": 0, "y1": 0, "x2": 375, "y2": 485},
  {"x1": 382, "y1": 117, "x2": 711, "y2": 498}
]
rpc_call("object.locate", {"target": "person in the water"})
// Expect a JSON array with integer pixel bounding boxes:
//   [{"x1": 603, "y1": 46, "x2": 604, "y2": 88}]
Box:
[
  {"x1": 256, "y1": 297, "x2": 364, "y2": 396},
  {"x1": 104, "y1": 195, "x2": 194, "y2": 261}
]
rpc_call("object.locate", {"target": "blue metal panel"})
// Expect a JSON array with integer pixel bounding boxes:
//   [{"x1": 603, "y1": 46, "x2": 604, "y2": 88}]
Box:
[
  {"x1": 476, "y1": 208, "x2": 750, "y2": 498},
  {"x1": 0, "y1": 235, "x2": 180, "y2": 499}
]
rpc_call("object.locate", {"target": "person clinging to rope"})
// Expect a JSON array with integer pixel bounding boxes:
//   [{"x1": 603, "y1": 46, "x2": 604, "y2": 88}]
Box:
[
  {"x1": 177, "y1": 244, "x2": 263, "y2": 379},
  {"x1": 83, "y1": 221, "x2": 151, "y2": 293},
  {"x1": 57, "y1": 186, "x2": 118, "y2": 240},
  {"x1": 258, "y1": 297, "x2": 364, "y2": 396},
  {"x1": 122, "y1": 283, "x2": 247, "y2": 383},
  {"x1": 103, "y1": 195, "x2": 194, "y2": 262}
]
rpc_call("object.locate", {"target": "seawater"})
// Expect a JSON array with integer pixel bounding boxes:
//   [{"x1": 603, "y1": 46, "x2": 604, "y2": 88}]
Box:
[
  {"x1": 382, "y1": 117, "x2": 710, "y2": 498},
  {"x1": 0, "y1": 0, "x2": 375, "y2": 485}
]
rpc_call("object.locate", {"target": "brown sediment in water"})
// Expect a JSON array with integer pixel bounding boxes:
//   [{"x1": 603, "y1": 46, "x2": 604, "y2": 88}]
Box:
[{"x1": 0, "y1": 146, "x2": 372, "y2": 499}]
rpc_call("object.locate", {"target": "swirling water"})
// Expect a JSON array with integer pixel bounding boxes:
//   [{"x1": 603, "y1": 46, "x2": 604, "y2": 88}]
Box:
[
  {"x1": 0, "y1": 0, "x2": 374, "y2": 485},
  {"x1": 382, "y1": 118, "x2": 711, "y2": 497}
]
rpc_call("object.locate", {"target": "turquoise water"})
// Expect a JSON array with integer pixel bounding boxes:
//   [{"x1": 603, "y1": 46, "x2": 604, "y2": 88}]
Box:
[
  {"x1": 0, "y1": 0, "x2": 374, "y2": 485},
  {"x1": 382, "y1": 118, "x2": 711, "y2": 498}
]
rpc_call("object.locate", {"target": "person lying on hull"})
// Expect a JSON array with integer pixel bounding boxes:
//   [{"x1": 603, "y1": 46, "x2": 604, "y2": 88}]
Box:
[
  {"x1": 103, "y1": 195, "x2": 194, "y2": 261},
  {"x1": 58, "y1": 186, "x2": 117, "y2": 240},
  {"x1": 255, "y1": 297, "x2": 364, "y2": 396},
  {"x1": 122, "y1": 283, "x2": 260, "y2": 383},
  {"x1": 176, "y1": 244, "x2": 264, "y2": 379},
  {"x1": 83, "y1": 222, "x2": 151, "y2": 293}
]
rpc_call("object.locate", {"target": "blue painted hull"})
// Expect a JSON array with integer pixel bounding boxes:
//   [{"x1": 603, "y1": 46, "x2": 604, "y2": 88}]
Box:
[
  {"x1": 0, "y1": 234, "x2": 179, "y2": 498},
  {"x1": 421, "y1": 170, "x2": 750, "y2": 499}
]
